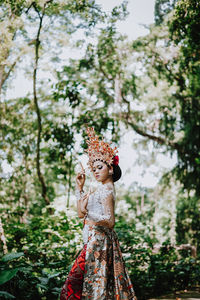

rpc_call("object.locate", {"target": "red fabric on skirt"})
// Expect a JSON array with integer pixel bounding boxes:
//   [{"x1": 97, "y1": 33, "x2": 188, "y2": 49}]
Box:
[{"x1": 60, "y1": 244, "x2": 86, "y2": 300}]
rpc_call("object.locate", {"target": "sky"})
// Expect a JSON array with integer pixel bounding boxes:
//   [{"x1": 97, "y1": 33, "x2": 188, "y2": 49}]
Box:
[
  {"x1": 2, "y1": 0, "x2": 177, "y2": 189},
  {"x1": 96, "y1": 0, "x2": 155, "y2": 40}
]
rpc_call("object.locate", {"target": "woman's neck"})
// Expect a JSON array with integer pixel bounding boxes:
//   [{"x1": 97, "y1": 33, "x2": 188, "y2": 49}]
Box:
[{"x1": 101, "y1": 177, "x2": 113, "y2": 185}]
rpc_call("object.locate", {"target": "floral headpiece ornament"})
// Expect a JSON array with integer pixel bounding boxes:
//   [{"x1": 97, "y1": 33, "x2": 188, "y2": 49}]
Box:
[{"x1": 85, "y1": 127, "x2": 119, "y2": 170}]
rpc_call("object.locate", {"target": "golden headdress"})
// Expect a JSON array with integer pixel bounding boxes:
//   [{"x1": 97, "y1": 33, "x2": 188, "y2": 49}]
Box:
[{"x1": 85, "y1": 127, "x2": 118, "y2": 170}]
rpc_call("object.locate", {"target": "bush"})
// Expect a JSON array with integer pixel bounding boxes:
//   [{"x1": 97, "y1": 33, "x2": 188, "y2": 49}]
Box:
[
  {"x1": 0, "y1": 210, "x2": 83, "y2": 300},
  {"x1": 0, "y1": 211, "x2": 199, "y2": 299},
  {"x1": 115, "y1": 216, "x2": 200, "y2": 300}
]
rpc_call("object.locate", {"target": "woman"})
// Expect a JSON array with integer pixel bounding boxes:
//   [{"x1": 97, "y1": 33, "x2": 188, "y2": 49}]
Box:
[{"x1": 60, "y1": 127, "x2": 136, "y2": 300}]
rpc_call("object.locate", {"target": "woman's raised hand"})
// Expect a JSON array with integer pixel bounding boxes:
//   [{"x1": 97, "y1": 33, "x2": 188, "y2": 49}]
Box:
[{"x1": 76, "y1": 162, "x2": 85, "y2": 191}]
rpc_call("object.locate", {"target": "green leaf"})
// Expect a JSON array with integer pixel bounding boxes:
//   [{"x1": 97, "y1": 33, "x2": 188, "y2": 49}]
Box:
[
  {"x1": 36, "y1": 283, "x2": 48, "y2": 290},
  {"x1": 0, "y1": 291, "x2": 15, "y2": 299},
  {"x1": 0, "y1": 268, "x2": 19, "y2": 285},
  {"x1": 1, "y1": 252, "x2": 24, "y2": 262}
]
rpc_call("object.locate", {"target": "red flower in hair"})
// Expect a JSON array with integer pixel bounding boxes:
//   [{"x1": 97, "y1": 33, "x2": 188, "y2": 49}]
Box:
[{"x1": 113, "y1": 155, "x2": 119, "y2": 166}]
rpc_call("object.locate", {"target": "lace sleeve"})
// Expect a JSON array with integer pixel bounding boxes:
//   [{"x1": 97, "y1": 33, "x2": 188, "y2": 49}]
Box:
[
  {"x1": 75, "y1": 187, "x2": 87, "y2": 219},
  {"x1": 75, "y1": 187, "x2": 85, "y2": 200},
  {"x1": 88, "y1": 184, "x2": 115, "y2": 228}
]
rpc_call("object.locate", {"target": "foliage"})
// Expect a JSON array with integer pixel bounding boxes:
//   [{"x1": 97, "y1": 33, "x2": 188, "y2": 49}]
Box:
[
  {"x1": 168, "y1": 0, "x2": 200, "y2": 194},
  {"x1": 118, "y1": 0, "x2": 200, "y2": 253},
  {"x1": 0, "y1": 209, "x2": 82, "y2": 299},
  {"x1": 0, "y1": 208, "x2": 199, "y2": 300},
  {"x1": 115, "y1": 213, "x2": 200, "y2": 300},
  {"x1": 176, "y1": 194, "x2": 200, "y2": 248},
  {"x1": 154, "y1": 0, "x2": 177, "y2": 25},
  {"x1": 115, "y1": 185, "x2": 200, "y2": 299},
  {"x1": 131, "y1": 7, "x2": 200, "y2": 196}
]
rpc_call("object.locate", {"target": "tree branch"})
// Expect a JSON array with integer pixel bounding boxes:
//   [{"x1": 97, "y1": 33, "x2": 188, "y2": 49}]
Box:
[
  {"x1": 0, "y1": 59, "x2": 18, "y2": 93},
  {"x1": 120, "y1": 113, "x2": 182, "y2": 152},
  {"x1": 25, "y1": 1, "x2": 36, "y2": 14}
]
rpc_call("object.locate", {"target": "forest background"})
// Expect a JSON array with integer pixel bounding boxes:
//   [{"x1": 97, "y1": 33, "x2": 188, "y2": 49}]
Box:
[{"x1": 0, "y1": 0, "x2": 200, "y2": 299}]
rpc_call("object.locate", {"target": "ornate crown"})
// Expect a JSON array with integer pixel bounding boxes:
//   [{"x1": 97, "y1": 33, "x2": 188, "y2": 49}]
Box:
[{"x1": 85, "y1": 127, "x2": 118, "y2": 170}]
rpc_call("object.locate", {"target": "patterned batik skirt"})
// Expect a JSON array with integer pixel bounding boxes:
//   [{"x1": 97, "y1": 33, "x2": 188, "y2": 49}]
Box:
[{"x1": 60, "y1": 224, "x2": 136, "y2": 300}]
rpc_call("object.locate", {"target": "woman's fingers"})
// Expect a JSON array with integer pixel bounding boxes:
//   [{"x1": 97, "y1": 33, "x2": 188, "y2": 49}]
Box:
[
  {"x1": 76, "y1": 162, "x2": 85, "y2": 179},
  {"x1": 77, "y1": 172, "x2": 85, "y2": 178},
  {"x1": 76, "y1": 172, "x2": 85, "y2": 188}
]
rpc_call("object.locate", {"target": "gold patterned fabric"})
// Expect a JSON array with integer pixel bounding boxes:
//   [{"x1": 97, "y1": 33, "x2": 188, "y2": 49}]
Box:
[{"x1": 82, "y1": 224, "x2": 136, "y2": 300}]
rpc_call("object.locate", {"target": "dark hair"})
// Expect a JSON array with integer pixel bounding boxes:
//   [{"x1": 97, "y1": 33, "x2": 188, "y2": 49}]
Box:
[{"x1": 112, "y1": 164, "x2": 122, "y2": 182}]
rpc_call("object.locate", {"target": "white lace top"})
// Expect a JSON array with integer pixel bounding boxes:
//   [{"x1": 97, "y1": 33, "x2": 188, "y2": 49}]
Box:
[{"x1": 76, "y1": 182, "x2": 116, "y2": 244}]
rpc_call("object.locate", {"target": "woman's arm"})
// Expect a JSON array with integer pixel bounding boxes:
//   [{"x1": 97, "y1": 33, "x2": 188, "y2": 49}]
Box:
[
  {"x1": 75, "y1": 188, "x2": 89, "y2": 219},
  {"x1": 76, "y1": 191, "x2": 85, "y2": 218},
  {"x1": 75, "y1": 163, "x2": 87, "y2": 218}
]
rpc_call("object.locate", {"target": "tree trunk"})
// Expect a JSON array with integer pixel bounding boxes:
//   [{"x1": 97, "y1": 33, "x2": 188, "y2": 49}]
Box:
[{"x1": 32, "y1": 2, "x2": 52, "y2": 209}]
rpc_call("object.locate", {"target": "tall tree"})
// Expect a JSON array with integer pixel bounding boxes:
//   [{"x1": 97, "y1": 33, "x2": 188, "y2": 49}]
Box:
[{"x1": 129, "y1": 7, "x2": 200, "y2": 195}]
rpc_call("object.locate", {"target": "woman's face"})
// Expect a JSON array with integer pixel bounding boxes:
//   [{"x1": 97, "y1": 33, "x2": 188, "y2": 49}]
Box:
[{"x1": 92, "y1": 161, "x2": 110, "y2": 183}]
